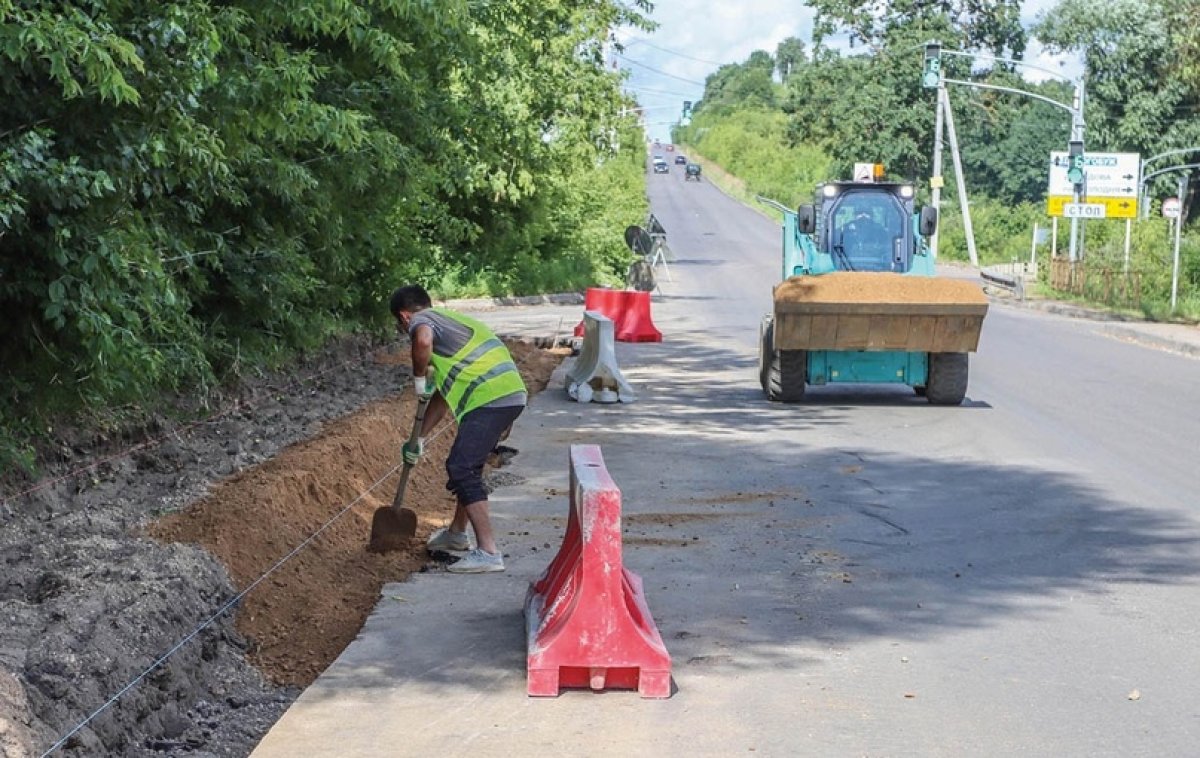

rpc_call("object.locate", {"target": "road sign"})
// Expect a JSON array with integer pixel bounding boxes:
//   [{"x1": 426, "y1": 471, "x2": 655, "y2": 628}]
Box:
[
  {"x1": 1163, "y1": 197, "x2": 1182, "y2": 218},
  {"x1": 1048, "y1": 151, "x2": 1140, "y2": 197},
  {"x1": 1046, "y1": 195, "x2": 1138, "y2": 219},
  {"x1": 1063, "y1": 203, "x2": 1107, "y2": 219}
]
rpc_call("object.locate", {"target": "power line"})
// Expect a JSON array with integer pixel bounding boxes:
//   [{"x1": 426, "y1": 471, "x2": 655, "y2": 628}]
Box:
[
  {"x1": 624, "y1": 84, "x2": 699, "y2": 98},
  {"x1": 616, "y1": 54, "x2": 706, "y2": 86},
  {"x1": 617, "y1": 35, "x2": 729, "y2": 67}
]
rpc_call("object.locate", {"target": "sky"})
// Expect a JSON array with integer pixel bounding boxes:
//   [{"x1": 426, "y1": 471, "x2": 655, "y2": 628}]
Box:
[{"x1": 615, "y1": 0, "x2": 1082, "y2": 144}]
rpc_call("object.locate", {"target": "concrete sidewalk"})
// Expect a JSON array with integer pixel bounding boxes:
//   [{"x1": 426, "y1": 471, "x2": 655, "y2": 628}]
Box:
[
  {"x1": 249, "y1": 301, "x2": 777, "y2": 753},
  {"x1": 251, "y1": 297, "x2": 850, "y2": 756},
  {"x1": 249, "y1": 287, "x2": 1198, "y2": 757}
]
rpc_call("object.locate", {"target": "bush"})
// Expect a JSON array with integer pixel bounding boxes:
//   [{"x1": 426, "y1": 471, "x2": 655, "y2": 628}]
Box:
[{"x1": 676, "y1": 108, "x2": 829, "y2": 207}]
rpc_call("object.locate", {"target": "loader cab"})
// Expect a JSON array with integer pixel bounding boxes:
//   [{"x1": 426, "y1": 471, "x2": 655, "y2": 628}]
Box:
[
  {"x1": 787, "y1": 174, "x2": 937, "y2": 279},
  {"x1": 817, "y1": 183, "x2": 915, "y2": 273}
]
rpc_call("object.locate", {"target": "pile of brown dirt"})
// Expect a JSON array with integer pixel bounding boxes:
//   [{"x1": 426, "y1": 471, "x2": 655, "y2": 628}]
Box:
[
  {"x1": 775, "y1": 273, "x2": 988, "y2": 305},
  {"x1": 147, "y1": 340, "x2": 567, "y2": 688}
]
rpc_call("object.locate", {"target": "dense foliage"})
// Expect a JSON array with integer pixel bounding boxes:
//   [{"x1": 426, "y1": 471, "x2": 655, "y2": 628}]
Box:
[
  {"x1": 675, "y1": 0, "x2": 1198, "y2": 319},
  {"x1": 0, "y1": 0, "x2": 651, "y2": 471}
]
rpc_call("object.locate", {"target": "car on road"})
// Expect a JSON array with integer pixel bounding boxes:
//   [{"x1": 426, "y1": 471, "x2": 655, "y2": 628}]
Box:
[
  {"x1": 652, "y1": 158, "x2": 669, "y2": 174},
  {"x1": 685, "y1": 163, "x2": 702, "y2": 181},
  {"x1": 674, "y1": 155, "x2": 687, "y2": 165}
]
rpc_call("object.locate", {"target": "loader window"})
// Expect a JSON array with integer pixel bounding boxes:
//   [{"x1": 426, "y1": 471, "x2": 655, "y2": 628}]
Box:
[{"x1": 828, "y1": 192, "x2": 908, "y2": 272}]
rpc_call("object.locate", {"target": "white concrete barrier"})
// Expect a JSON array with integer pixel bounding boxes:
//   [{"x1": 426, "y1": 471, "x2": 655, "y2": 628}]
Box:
[{"x1": 567, "y1": 312, "x2": 636, "y2": 404}]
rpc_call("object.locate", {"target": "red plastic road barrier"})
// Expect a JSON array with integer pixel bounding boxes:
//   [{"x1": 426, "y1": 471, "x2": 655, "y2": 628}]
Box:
[
  {"x1": 573, "y1": 287, "x2": 619, "y2": 337},
  {"x1": 573, "y1": 288, "x2": 662, "y2": 343},
  {"x1": 525, "y1": 445, "x2": 672, "y2": 698},
  {"x1": 614, "y1": 290, "x2": 661, "y2": 343},
  {"x1": 573, "y1": 287, "x2": 617, "y2": 337}
]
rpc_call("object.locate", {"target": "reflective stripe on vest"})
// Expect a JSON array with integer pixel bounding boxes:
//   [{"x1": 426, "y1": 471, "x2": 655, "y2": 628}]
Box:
[{"x1": 427, "y1": 308, "x2": 526, "y2": 421}]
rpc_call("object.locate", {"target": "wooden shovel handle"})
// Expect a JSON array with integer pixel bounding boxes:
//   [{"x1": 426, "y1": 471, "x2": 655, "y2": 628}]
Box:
[{"x1": 391, "y1": 383, "x2": 432, "y2": 511}]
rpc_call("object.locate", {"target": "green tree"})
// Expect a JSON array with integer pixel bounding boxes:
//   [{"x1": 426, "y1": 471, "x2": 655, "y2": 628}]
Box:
[
  {"x1": 0, "y1": 0, "x2": 653, "y2": 472},
  {"x1": 694, "y1": 51, "x2": 777, "y2": 115},
  {"x1": 1171, "y1": 0, "x2": 1200, "y2": 93},
  {"x1": 783, "y1": 38, "x2": 938, "y2": 181},
  {"x1": 954, "y1": 74, "x2": 1075, "y2": 204},
  {"x1": 1035, "y1": 0, "x2": 1200, "y2": 217},
  {"x1": 775, "y1": 36, "x2": 807, "y2": 83},
  {"x1": 1036, "y1": 0, "x2": 1200, "y2": 154},
  {"x1": 810, "y1": 0, "x2": 1026, "y2": 59}
]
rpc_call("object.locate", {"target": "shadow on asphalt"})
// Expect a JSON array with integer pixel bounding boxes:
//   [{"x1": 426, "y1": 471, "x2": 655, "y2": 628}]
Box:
[{"x1": 300, "y1": 331, "x2": 1200, "y2": 693}]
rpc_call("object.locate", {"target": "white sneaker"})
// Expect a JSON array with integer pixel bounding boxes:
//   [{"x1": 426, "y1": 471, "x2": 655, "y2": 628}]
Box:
[
  {"x1": 447, "y1": 548, "x2": 505, "y2": 574},
  {"x1": 426, "y1": 527, "x2": 472, "y2": 552}
]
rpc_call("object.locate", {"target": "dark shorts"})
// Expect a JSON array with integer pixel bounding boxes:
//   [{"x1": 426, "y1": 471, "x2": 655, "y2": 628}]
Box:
[{"x1": 445, "y1": 403, "x2": 524, "y2": 507}]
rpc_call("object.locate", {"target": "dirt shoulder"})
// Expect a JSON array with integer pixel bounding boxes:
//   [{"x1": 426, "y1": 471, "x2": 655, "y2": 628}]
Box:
[{"x1": 0, "y1": 336, "x2": 565, "y2": 757}]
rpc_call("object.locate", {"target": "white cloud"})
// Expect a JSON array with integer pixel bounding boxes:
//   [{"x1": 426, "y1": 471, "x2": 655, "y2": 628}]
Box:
[
  {"x1": 618, "y1": 1, "x2": 1083, "y2": 142},
  {"x1": 615, "y1": 0, "x2": 817, "y2": 142}
]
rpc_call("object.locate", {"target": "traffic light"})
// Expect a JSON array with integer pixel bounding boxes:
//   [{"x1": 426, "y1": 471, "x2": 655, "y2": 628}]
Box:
[
  {"x1": 922, "y1": 42, "x2": 942, "y2": 89},
  {"x1": 682, "y1": 100, "x2": 692, "y2": 116},
  {"x1": 1067, "y1": 140, "x2": 1085, "y2": 191}
]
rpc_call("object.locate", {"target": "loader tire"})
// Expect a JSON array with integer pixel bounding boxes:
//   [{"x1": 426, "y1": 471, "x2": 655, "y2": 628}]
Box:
[
  {"x1": 761, "y1": 319, "x2": 806, "y2": 402},
  {"x1": 926, "y1": 352, "x2": 968, "y2": 405},
  {"x1": 758, "y1": 316, "x2": 773, "y2": 392}
]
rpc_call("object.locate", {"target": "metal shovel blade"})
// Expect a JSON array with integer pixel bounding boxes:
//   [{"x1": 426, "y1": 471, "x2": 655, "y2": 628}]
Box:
[
  {"x1": 368, "y1": 498, "x2": 418, "y2": 553},
  {"x1": 368, "y1": 390, "x2": 431, "y2": 553}
]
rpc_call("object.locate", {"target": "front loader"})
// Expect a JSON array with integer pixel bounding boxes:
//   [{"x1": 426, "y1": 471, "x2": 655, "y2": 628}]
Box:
[{"x1": 759, "y1": 165, "x2": 988, "y2": 405}]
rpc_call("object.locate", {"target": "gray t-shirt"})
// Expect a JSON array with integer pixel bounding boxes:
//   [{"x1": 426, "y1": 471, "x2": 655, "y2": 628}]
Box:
[{"x1": 409, "y1": 309, "x2": 526, "y2": 408}]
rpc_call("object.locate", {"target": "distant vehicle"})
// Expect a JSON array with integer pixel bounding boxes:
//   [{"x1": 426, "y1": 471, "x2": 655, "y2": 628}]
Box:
[
  {"x1": 674, "y1": 155, "x2": 687, "y2": 165},
  {"x1": 652, "y1": 158, "x2": 669, "y2": 174},
  {"x1": 685, "y1": 163, "x2": 702, "y2": 181},
  {"x1": 665, "y1": 144, "x2": 675, "y2": 152}
]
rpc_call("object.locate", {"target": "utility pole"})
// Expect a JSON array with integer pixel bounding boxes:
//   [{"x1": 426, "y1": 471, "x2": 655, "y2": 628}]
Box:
[
  {"x1": 932, "y1": 47, "x2": 1085, "y2": 265},
  {"x1": 941, "y1": 86, "x2": 979, "y2": 266}
]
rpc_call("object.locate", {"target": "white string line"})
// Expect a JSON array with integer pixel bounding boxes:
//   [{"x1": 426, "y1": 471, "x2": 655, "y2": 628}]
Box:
[
  {"x1": 41, "y1": 332, "x2": 554, "y2": 754},
  {"x1": 40, "y1": 413, "x2": 459, "y2": 758}
]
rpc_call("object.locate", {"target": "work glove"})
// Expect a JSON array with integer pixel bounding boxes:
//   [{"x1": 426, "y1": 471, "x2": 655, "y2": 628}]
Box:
[
  {"x1": 402, "y1": 438, "x2": 424, "y2": 466},
  {"x1": 413, "y1": 375, "x2": 434, "y2": 400}
]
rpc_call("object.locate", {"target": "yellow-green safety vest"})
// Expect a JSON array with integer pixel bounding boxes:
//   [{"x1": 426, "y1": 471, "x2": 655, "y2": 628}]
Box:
[{"x1": 426, "y1": 308, "x2": 526, "y2": 422}]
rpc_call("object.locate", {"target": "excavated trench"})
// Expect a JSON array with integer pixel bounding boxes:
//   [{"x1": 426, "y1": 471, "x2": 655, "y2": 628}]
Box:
[{"x1": 0, "y1": 337, "x2": 566, "y2": 757}]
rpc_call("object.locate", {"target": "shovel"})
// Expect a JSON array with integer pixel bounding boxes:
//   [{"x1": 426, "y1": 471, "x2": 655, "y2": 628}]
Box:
[{"x1": 368, "y1": 390, "x2": 432, "y2": 553}]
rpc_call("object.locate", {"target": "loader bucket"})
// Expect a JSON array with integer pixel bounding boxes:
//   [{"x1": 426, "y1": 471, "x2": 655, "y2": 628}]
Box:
[{"x1": 772, "y1": 273, "x2": 988, "y2": 353}]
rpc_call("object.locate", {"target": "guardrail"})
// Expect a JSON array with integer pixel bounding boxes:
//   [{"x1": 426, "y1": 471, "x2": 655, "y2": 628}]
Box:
[
  {"x1": 980, "y1": 261, "x2": 1039, "y2": 300},
  {"x1": 980, "y1": 267, "x2": 1025, "y2": 299},
  {"x1": 755, "y1": 195, "x2": 793, "y2": 216}
]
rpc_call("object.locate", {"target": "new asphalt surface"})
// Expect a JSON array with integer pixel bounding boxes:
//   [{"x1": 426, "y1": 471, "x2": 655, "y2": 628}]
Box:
[{"x1": 251, "y1": 172, "x2": 1200, "y2": 757}]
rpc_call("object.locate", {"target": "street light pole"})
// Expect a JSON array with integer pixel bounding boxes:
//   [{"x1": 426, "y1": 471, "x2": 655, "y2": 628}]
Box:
[
  {"x1": 1171, "y1": 174, "x2": 1188, "y2": 312},
  {"x1": 935, "y1": 61, "x2": 1085, "y2": 263},
  {"x1": 1068, "y1": 78, "x2": 1085, "y2": 263},
  {"x1": 1139, "y1": 148, "x2": 1200, "y2": 219},
  {"x1": 930, "y1": 76, "x2": 946, "y2": 259}
]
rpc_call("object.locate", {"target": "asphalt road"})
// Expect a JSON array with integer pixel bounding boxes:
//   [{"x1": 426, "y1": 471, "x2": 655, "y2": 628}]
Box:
[
  {"x1": 645, "y1": 168, "x2": 1200, "y2": 753},
  {"x1": 253, "y1": 166, "x2": 1200, "y2": 757}
]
